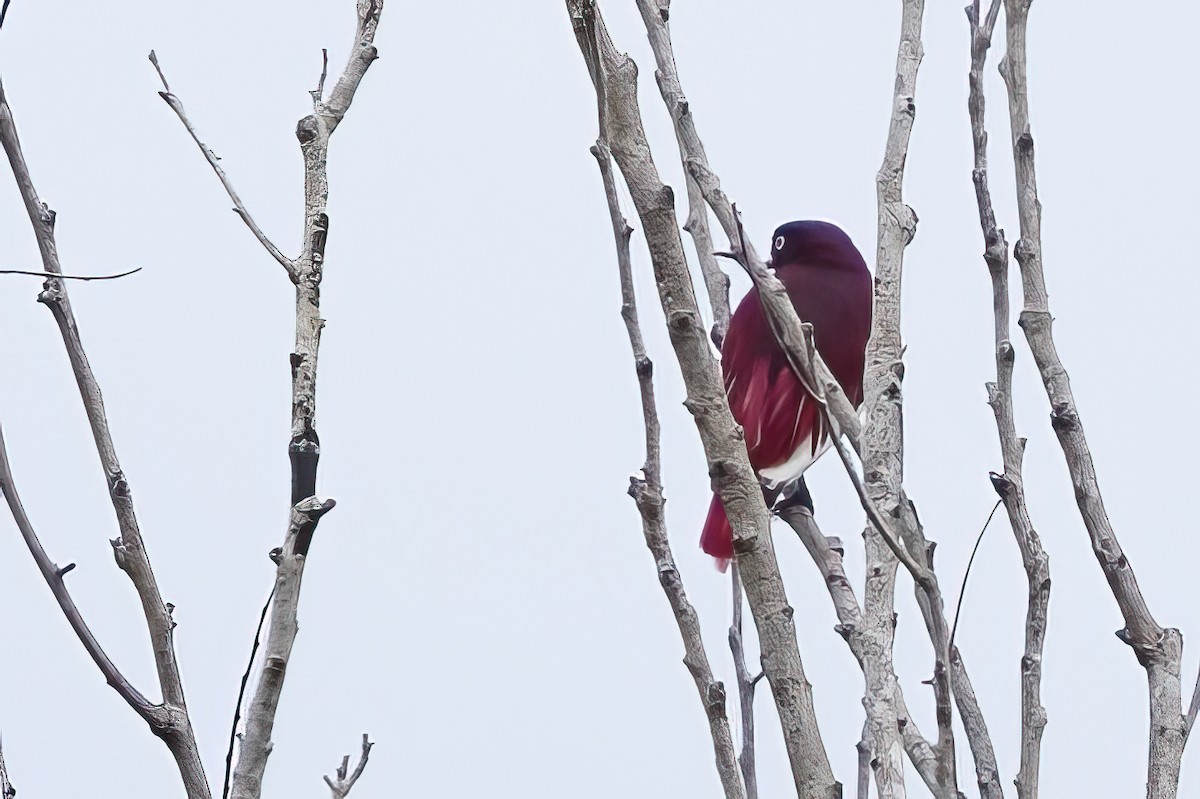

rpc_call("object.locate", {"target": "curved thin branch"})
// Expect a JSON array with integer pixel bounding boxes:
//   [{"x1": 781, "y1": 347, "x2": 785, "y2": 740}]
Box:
[
  {"x1": 0, "y1": 426, "x2": 163, "y2": 724},
  {"x1": 0, "y1": 266, "x2": 142, "y2": 280}
]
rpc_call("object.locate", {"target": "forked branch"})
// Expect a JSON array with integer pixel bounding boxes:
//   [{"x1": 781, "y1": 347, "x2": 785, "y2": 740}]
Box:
[{"x1": 0, "y1": 77, "x2": 210, "y2": 799}]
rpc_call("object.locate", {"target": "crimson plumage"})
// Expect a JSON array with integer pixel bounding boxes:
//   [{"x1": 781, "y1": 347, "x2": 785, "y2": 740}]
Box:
[{"x1": 701, "y1": 220, "x2": 873, "y2": 564}]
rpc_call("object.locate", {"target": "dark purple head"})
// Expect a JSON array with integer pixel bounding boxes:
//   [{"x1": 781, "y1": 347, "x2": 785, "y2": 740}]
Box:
[{"x1": 768, "y1": 220, "x2": 860, "y2": 269}]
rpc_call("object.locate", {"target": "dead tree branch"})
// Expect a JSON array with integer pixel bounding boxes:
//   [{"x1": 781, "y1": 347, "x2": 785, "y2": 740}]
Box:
[
  {"x1": 323, "y1": 734, "x2": 374, "y2": 798},
  {"x1": 0, "y1": 78, "x2": 210, "y2": 799},
  {"x1": 591, "y1": 139, "x2": 745, "y2": 799},
  {"x1": 728, "y1": 565, "x2": 758, "y2": 799},
  {"x1": 998, "y1": 1, "x2": 1182, "y2": 796},
  {"x1": 568, "y1": 4, "x2": 839, "y2": 796},
  {"x1": 148, "y1": 51, "x2": 294, "y2": 277},
  {"x1": 966, "y1": 1, "x2": 1051, "y2": 797}
]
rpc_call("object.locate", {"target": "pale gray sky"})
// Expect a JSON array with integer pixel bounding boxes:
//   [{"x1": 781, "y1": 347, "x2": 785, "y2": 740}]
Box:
[{"x1": 1, "y1": 1, "x2": 1197, "y2": 796}]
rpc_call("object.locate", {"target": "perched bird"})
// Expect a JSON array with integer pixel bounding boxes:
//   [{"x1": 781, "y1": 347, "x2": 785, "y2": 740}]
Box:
[{"x1": 700, "y1": 220, "x2": 873, "y2": 566}]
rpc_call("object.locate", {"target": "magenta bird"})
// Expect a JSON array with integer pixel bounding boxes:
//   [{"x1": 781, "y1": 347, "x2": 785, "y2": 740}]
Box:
[{"x1": 701, "y1": 220, "x2": 873, "y2": 566}]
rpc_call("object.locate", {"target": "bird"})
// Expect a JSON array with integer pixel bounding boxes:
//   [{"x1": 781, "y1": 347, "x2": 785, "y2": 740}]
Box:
[{"x1": 700, "y1": 220, "x2": 873, "y2": 567}]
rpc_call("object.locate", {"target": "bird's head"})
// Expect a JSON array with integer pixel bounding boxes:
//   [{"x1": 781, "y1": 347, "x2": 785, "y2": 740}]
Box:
[{"x1": 768, "y1": 220, "x2": 859, "y2": 269}]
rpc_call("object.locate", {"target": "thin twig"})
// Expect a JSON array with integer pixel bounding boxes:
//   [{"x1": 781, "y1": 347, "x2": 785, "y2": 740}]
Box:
[
  {"x1": 323, "y1": 735, "x2": 373, "y2": 798},
  {"x1": 1, "y1": 76, "x2": 211, "y2": 799},
  {"x1": 998, "y1": 0, "x2": 1177, "y2": 795},
  {"x1": 222, "y1": 585, "x2": 277, "y2": 799},
  {"x1": 729, "y1": 564, "x2": 758, "y2": 799},
  {"x1": 948, "y1": 499, "x2": 1002, "y2": 655},
  {"x1": 313, "y1": 48, "x2": 330, "y2": 103},
  {"x1": 148, "y1": 50, "x2": 295, "y2": 277},
  {"x1": 0, "y1": 0, "x2": 11, "y2": 32},
  {"x1": 0, "y1": 266, "x2": 142, "y2": 280},
  {"x1": 592, "y1": 119, "x2": 744, "y2": 799}
]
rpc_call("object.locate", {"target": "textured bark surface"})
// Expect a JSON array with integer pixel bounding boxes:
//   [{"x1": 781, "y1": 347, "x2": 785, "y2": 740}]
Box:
[
  {"x1": 0, "y1": 80, "x2": 210, "y2": 799},
  {"x1": 567, "y1": 4, "x2": 839, "y2": 796},
  {"x1": 862, "y1": 2, "x2": 930, "y2": 796},
  {"x1": 591, "y1": 139, "x2": 746, "y2": 799},
  {"x1": 224, "y1": 3, "x2": 383, "y2": 796},
  {"x1": 966, "y1": 2, "x2": 1049, "y2": 797},
  {"x1": 999, "y1": 2, "x2": 1183, "y2": 797}
]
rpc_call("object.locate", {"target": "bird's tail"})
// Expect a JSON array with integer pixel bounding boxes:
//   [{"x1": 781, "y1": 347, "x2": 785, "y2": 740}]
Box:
[{"x1": 700, "y1": 493, "x2": 734, "y2": 572}]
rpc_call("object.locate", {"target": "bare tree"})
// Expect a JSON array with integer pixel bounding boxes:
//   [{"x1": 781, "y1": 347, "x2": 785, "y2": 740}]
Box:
[
  {"x1": 566, "y1": 1, "x2": 1199, "y2": 798},
  {"x1": 0, "y1": 2, "x2": 382, "y2": 796}
]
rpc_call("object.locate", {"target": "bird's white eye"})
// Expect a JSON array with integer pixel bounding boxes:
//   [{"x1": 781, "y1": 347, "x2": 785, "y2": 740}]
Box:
[{"x1": 774, "y1": 235, "x2": 785, "y2": 251}]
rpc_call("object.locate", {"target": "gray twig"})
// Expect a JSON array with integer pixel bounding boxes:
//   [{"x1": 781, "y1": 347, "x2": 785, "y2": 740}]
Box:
[
  {"x1": 323, "y1": 735, "x2": 373, "y2": 798},
  {"x1": 148, "y1": 50, "x2": 295, "y2": 277},
  {"x1": 728, "y1": 564, "x2": 758, "y2": 799}
]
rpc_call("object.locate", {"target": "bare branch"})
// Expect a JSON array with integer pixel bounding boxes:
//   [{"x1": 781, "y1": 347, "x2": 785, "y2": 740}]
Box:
[
  {"x1": 567, "y1": 4, "x2": 839, "y2": 796},
  {"x1": 728, "y1": 565, "x2": 758, "y2": 799},
  {"x1": 0, "y1": 266, "x2": 142, "y2": 280},
  {"x1": 591, "y1": 139, "x2": 745, "y2": 799},
  {"x1": 998, "y1": 1, "x2": 1181, "y2": 795},
  {"x1": 0, "y1": 426, "x2": 164, "y2": 722},
  {"x1": 1, "y1": 735, "x2": 16, "y2": 799},
  {"x1": 966, "y1": 2, "x2": 1050, "y2": 796},
  {"x1": 227, "y1": 2, "x2": 383, "y2": 795},
  {"x1": 323, "y1": 734, "x2": 374, "y2": 798},
  {"x1": 634, "y1": 0, "x2": 731, "y2": 349},
  {"x1": 0, "y1": 77, "x2": 210, "y2": 799},
  {"x1": 148, "y1": 50, "x2": 295, "y2": 277}
]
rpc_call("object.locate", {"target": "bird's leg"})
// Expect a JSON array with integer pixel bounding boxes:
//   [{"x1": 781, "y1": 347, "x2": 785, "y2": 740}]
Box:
[{"x1": 773, "y1": 476, "x2": 814, "y2": 515}]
